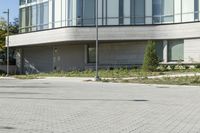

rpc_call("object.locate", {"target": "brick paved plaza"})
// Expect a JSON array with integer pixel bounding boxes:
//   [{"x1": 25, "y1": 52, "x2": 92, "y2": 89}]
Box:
[{"x1": 0, "y1": 78, "x2": 200, "y2": 133}]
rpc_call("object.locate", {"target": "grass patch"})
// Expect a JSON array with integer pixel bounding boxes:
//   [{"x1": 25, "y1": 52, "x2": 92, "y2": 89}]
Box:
[
  {"x1": 14, "y1": 68, "x2": 164, "y2": 79},
  {"x1": 104, "y1": 76, "x2": 200, "y2": 86},
  {"x1": 13, "y1": 68, "x2": 200, "y2": 80}
]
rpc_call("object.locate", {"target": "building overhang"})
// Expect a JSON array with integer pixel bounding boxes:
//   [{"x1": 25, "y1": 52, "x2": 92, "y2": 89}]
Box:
[{"x1": 9, "y1": 22, "x2": 200, "y2": 47}]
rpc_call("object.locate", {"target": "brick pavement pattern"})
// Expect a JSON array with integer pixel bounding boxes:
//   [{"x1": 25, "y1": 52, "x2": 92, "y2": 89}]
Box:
[{"x1": 0, "y1": 78, "x2": 200, "y2": 133}]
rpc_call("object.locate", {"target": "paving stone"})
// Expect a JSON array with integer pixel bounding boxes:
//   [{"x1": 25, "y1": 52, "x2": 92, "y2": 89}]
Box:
[{"x1": 0, "y1": 78, "x2": 199, "y2": 133}]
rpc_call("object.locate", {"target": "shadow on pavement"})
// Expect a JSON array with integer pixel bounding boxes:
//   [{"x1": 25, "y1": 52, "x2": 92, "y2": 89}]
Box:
[{"x1": 0, "y1": 97, "x2": 149, "y2": 102}]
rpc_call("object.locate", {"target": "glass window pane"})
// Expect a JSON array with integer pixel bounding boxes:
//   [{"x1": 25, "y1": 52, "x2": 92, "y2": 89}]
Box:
[
  {"x1": 153, "y1": 0, "x2": 162, "y2": 23},
  {"x1": 83, "y1": 0, "x2": 95, "y2": 26},
  {"x1": 54, "y1": 0, "x2": 62, "y2": 27},
  {"x1": 194, "y1": 0, "x2": 199, "y2": 20},
  {"x1": 37, "y1": 2, "x2": 49, "y2": 30},
  {"x1": 174, "y1": 0, "x2": 181, "y2": 23},
  {"x1": 168, "y1": 40, "x2": 184, "y2": 61},
  {"x1": 182, "y1": 0, "x2": 194, "y2": 22},
  {"x1": 162, "y1": 0, "x2": 174, "y2": 23},
  {"x1": 20, "y1": 0, "x2": 26, "y2": 5},
  {"x1": 77, "y1": 0, "x2": 83, "y2": 26},
  {"x1": 43, "y1": 2, "x2": 49, "y2": 29},
  {"x1": 20, "y1": 8, "x2": 26, "y2": 33},
  {"x1": 67, "y1": 0, "x2": 74, "y2": 26},
  {"x1": 119, "y1": 0, "x2": 124, "y2": 25},
  {"x1": 145, "y1": 0, "x2": 152, "y2": 24},
  {"x1": 135, "y1": 0, "x2": 145, "y2": 24},
  {"x1": 88, "y1": 46, "x2": 96, "y2": 63},
  {"x1": 107, "y1": 0, "x2": 119, "y2": 25},
  {"x1": 32, "y1": 5, "x2": 37, "y2": 31},
  {"x1": 130, "y1": 0, "x2": 135, "y2": 24},
  {"x1": 156, "y1": 41, "x2": 164, "y2": 61},
  {"x1": 124, "y1": 0, "x2": 130, "y2": 25}
]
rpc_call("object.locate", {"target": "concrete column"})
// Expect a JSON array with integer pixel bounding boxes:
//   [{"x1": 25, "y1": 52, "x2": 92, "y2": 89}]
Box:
[
  {"x1": 84, "y1": 45, "x2": 88, "y2": 65},
  {"x1": 163, "y1": 40, "x2": 168, "y2": 63},
  {"x1": 15, "y1": 48, "x2": 24, "y2": 74}
]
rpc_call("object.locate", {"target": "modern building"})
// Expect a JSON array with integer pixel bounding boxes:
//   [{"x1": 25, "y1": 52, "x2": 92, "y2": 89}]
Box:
[{"x1": 10, "y1": 0, "x2": 200, "y2": 73}]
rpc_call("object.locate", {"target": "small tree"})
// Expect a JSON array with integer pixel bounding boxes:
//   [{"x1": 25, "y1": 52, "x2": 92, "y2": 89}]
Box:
[
  {"x1": 142, "y1": 41, "x2": 159, "y2": 72},
  {"x1": 0, "y1": 29, "x2": 6, "y2": 52}
]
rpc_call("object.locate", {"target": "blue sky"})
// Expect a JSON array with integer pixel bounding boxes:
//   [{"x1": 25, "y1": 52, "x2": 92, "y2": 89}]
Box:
[{"x1": 0, "y1": 0, "x2": 19, "y2": 22}]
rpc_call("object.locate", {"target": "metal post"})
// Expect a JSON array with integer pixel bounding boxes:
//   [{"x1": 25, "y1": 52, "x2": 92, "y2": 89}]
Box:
[
  {"x1": 95, "y1": 0, "x2": 100, "y2": 81},
  {"x1": 3, "y1": 9, "x2": 10, "y2": 76}
]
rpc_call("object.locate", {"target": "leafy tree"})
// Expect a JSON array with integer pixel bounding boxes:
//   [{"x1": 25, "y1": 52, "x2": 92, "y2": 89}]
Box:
[
  {"x1": 142, "y1": 41, "x2": 159, "y2": 72},
  {"x1": 0, "y1": 17, "x2": 6, "y2": 30},
  {"x1": 9, "y1": 18, "x2": 19, "y2": 34},
  {"x1": 0, "y1": 29, "x2": 6, "y2": 52},
  {"x1": 0, "y1": 17, "x2": 19, "y2": 64}
]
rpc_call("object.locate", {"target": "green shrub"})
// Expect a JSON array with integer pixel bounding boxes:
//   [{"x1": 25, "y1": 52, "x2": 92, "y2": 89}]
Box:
[
  {"x1": 142, "y1": 41, "x2": 159, "y2": 72},
  {"x1": 157, "y1": 64, "x2": 168, "y2": 71},
  {"x1": 195, "y1": 64, "x2": 200, "y2": 69}
]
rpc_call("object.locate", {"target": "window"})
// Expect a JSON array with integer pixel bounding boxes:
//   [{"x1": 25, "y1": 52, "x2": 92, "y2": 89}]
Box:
[
  {"x1": 145, "y1": 0, "x2": 152, "y2": 24},
  {"x1": 174, "y1": 0, "x2": 181, "y2": 23},
  {"x1": 20, "y1": 0, "x2": 26, "y2": 5},
  {"x1": 43, "y1": 2, "x2": 49, "y2": 29},
  {"x1": 119, "y1": 0, "x2": 124, "y2": 25},
  {"x1": 123, "y1": 0, "x2": 131, "y2": 25},
  {"x1": 87, "y1": 46, "x2": 96, "y2": 63},
  {"x1": 182, "y1": 0, "x2": 194, "y2": 22},
  {"x1": 27, "y1": 0, "x2": 36, "y2": 3},
  {"x1": 77, "y1": 0, "x2": 83, "y2": 26},
  {"x1": 153, "y1": 0, "x2": 174, "y2": 24},
  {"x1": 135, "y1": 0, "x2": 145, "y2": 24},
  {"x1": 54, "y1": 0, "x2": 62, "y2": 27},
  {"x1": 130, "y1": 0, "x2": 135, "y2": 24},
  {"x1": 162, "y1": 0, "x2": 174, "y2": 23},
  {"x1": 156, "y1": 41, "x2": 164, "y2": 61},
  {"x1": 194, "y1": 0, "x2": 199, "y2": 20},
  {"x1": 107, "y1": 0, "x2": 119, "y2": 25},
  {"x1": 31, "y1": 5, "x2": 37, "y2": 31},
  {"x1": 19, "y1": 8, "x2": 26, "y2": 32},
  {"x1": 37, "y1": 2, "x2": 49, "y2": 30},
  {"x1": 168, "y1": 40, "x2": 184, "y2": 61},
  {"x1": 26, "y1": 6, "x2": 32, "y2": 32},
  {"x1": 153, "y1": 0, "x2": 162, "y2": 23},
  {"x1": 83, "y1": 0, "x2": 96, "y2": 26},
  {"x1": 67, "y1": 0, "x2": 73, "y2": 26}
]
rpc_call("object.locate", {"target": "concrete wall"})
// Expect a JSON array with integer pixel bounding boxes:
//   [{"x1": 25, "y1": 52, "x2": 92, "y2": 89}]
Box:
[
  {"x1": 9, "y1": 22, "x2": 200, "y2": 47},
  {"x1": 23, "y1": 46, "x2": 53, "y2": 74},
  {"x1": 99, "y1": 41, "x2": 147, "y2": 65},
  {"x1": 0, "y1": 65, "x2": 16, "y2": 74},
  {"x1": 18, "y1": 42, "x2": 148, "y2": 73},
  {"x1": 16, "y1": 39, "x2": 200, "y2": 73},
  {"x1": 53, "y1": 44, "x2": 85, "y2": 71},
  {"x1": 20, "y1": 44, "x2": 86, "y2": 73},
  {"x1": 184, "y1": 39, "x2": 200, "y2": 63}
]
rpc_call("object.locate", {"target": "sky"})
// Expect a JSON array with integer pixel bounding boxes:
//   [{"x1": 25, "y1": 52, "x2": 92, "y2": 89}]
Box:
[{"x1": 0, "y1": 0, "x2": 19, "y2": 22}]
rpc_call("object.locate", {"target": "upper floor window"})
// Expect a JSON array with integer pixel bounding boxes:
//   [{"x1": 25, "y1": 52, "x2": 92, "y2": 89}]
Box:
[
  {"x1": 153, "y1": 0, "x2": 174, "y2": 24},
  {"x1": 20, "y1": 0, "x2": 26, "y2": 5}
]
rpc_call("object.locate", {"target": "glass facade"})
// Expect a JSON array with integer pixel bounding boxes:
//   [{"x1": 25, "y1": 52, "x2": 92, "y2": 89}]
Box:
[
  {"x1": 19, "y1": 1, "x2": 49, "y2": 32},
  {"x1": 19, "y1": 0, "x2": 200, "y2": 33}
]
